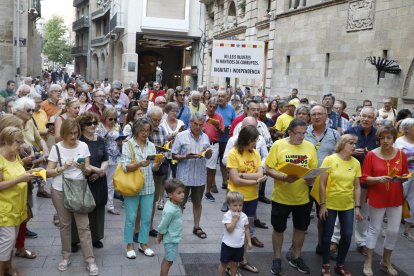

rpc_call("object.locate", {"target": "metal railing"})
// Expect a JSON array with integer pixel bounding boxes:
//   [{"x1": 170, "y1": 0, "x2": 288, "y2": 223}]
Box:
[
  {"x1": 91, "y1": 5, "x2": 110, "y2": 20},
  {"x1": 109, "y1": 12, "x2": 124, "y2": 33},
  {"x1": 72, "y1": 16, "x2": 89, "y2": 32},
  {"x1": 73, "y1": 0, "x2": 88, "y2": 7},
  {"x1": 71, "y1": 45, "x2": 88, "y2": 55}
]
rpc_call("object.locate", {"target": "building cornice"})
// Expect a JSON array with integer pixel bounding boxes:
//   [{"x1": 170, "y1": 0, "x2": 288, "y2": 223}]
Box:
[
  {"x1": 255, "y1": 18, "x2": 270, "y2": 30},
  {"x1": 275, "y1": 0, "x2": 348, "y2": 19},
  {"x1": 212, "y1": 25, "x2": 248, "y2": 40}
]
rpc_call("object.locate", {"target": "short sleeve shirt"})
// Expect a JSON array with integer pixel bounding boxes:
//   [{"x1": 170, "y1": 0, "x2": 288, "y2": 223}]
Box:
[{"x1": 222, "y1": 210, "x2": 249, "y2": 248}]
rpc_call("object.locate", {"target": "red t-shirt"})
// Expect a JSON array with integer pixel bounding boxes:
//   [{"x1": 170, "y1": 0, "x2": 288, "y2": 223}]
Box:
[
  {"x1": 203, "y1": 113, "x2": 224, "y2": 142},
  {"x1": 229, "y1": 113, "x2": 246, "y2": 137},
  {"x1": 148, "y1": 89, "x2": 165, "y2": 103},
  {"x1": 361, "y1": 150, "x2": 408, "y2": 208}
]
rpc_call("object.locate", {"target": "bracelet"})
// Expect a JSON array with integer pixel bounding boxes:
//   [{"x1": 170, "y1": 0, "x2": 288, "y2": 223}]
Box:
[{"x1": 354, "y1": 205, "x2": 361, "y2": 209}]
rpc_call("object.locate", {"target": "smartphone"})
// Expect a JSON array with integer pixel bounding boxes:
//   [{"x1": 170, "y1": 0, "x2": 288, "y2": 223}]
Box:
[
  {"x1": 146, "y1": 155, "x2": 156, "y2": 161},
  {"x1": 77, "y1": 157, "x2": 85, "y2": 164}
]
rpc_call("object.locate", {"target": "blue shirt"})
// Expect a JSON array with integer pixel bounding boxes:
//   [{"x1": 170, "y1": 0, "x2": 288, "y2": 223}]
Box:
[
  {"x1": 327, "y1": 111, "x2": 342, "y2": 130},
  {"x1": 217, "y1": 103, "x2": 236, "y2": 142},
  {"x1": 171, "y1": 129, "x2": 210, "y2": 186},
  {"x1": 345, "y1": 126, "x2": 378, "y2": 165},
  {"x1": 305, "y1": 125, "x2": 340, "y2": 167},
  {"x1": 177, "y1": 104, "x2": 191, "y2": 130},
  {"x1": 157, "y1": 199, "x2": 183, "y2": 244}
]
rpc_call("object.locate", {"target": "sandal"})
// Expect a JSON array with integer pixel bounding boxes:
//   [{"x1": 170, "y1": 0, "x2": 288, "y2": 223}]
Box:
[
  {"x1": 334, "y1": 265, "x2": 350, "y2": 276},
  {"x1": 239, "y1": 261, "x2": 259, "y2": 273},
  {"x1": 157, "y1": 201, "x2": 164, "y2": 210},
  {"x1": 15, "y1": 249, "x2": 37, "y2": 259},
  {"x1": 225, "y1": 266, "x2": 242, "y2": 276},
  {"x1": 53, "y1": 214, "x2": 60, "y2": 227},
  {"x1": 322, "y1": 264, "x2": 331, "y2": 276},
  {"x1": 380, "y1": 261, "x2": 398, "y2": 276},
  {"x1": 193, "y1": 227, "x2": 207, "y2": 239}
]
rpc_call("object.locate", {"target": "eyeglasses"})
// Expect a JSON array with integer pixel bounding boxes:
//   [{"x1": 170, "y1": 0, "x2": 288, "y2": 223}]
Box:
[
  {"x1": 85, "y1": 121, "x2": 98, "y2": 126},
  {"x1": 108, "y1": 118, "x2": 117, "y2": 121},
  {"x1": 26, "y1": 109, "x2": 34, "y2": 113}
]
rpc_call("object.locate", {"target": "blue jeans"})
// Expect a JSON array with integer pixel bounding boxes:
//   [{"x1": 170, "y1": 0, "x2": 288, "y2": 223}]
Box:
[
  {"x1": 123, "y1": 193, "x2": 154, "y2": 244},
  {"x1": 321, "y1": 208, "x2": 354, "y2": 265}
]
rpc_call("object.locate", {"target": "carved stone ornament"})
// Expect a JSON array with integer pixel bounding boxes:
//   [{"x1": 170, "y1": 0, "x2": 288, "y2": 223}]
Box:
[{"x1": 346, "y1": 0, "x2": 375, "y2": 32}]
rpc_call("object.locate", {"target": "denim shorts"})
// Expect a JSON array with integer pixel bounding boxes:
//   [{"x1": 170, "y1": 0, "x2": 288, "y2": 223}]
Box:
[{"x1": 164, "y1": 242, "x2": 179, "y2": 262}]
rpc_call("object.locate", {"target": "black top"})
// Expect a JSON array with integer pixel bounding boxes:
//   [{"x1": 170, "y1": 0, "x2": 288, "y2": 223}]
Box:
[{"x1": 80, "y1": 135, "x2": 109, "y2": 206}]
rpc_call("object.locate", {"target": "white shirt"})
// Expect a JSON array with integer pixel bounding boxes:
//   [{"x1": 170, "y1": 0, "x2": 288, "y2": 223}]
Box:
[
  {"x1": 161, "y1": 119, "x2": 185, "y2": 137},
  {"x1": 48, "y1": 141, "x2": 90, "y2": 191},
  {"x1": 222, "y1": 210, "x2": 249, "y2": 248}
]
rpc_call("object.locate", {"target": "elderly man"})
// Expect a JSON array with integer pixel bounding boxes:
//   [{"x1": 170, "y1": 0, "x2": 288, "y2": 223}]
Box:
[
  {"x1": 216, "y1": 88, "x2": 236, "y2": 190},
  {"x1": 16, "y1": 84, "x2": 32, "y2": 98},
  {"x1": 203, "y1": 98, "x2": 224, "y2": 202},
  {"x1": 40, "y1": 84, "x2": 62, "y2": 119},
  {"x1": 274, "y1": 98, "x2": 299, "y2": 138},
  {"x1": 0, "y1": 80, "x2": 16, "y2": 98},
  {"x1": 154, "y1": 96, "x2": 167, "y2": 119},
  {"x1": 189, "y1": 91, "x2": 206, "y2": 114},
  {"x1": 104, "y1": 85, "x2": 128, "y2": 125},
  {"x1": 175, "y1": 87, "x2": 191, "y2": 129},
  {"x1": 304, "y1": 104, "x2": 340, "y2": 257},
  {"x1": 171, "y1": 112, "x2": 212, "y2": 239},
  {"x1": 378, "y1": 97, "x2": 397, "y2": 124},
  {"x1": 130, "y1": 81, "x2": 141, "y2": 101},
  {"x1": 266, "y1": 119, "x2": 318, "y2": 275},
  {"x1": 148, "y1": 82, "x2": 165, "y2": 103},
  {"x1": 89, "y1": 89, "x2": 107, "y2": 120},
  {"x1": 138, "y1": 94, "x2": 153, "y2": 114}
]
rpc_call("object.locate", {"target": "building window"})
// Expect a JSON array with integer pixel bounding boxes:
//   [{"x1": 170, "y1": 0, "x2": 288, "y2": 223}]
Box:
[
  {"x1": 380, "y1": 50, "x2": 388, "y2": 78},
  {"x1": 285, "y1": 56, "x2": 290, "y2": 75},
  {"x1": 325, "y1": 53, "x2": 330, "y2": 77}
]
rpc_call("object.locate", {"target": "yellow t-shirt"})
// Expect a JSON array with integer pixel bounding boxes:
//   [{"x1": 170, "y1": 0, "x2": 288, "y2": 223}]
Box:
[
  {"x1": 23, "y1": 120, "x2": 42, "y2": 153},
  {"x1": 32, "y1": 109, "x2": 48, "y2": 132},
  {"x1": 274, "y1": 113, "x2": 294, "y2": 132},
  {"x1": 320, "y1": 154, "x2": 361, "y2": 211},
  {"x1": 189, "y1": 103, "x2": 206, "y2": 115},
  {"x1": 0, "y1": 155, "x2": 28, "y2": 226},
  {"x1": 265, "y1": 138, "x2": 317, "y2": 205},
  {"x1": 227, "y1": 147, "x2": 262, "y2": 201}
]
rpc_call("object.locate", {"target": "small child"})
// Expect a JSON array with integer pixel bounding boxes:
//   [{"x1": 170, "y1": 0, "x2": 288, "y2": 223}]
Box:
[
  {"x1": 218, "y1": 191, "x2": 252, "y2": 276},
  {"x1": 157, "y1": 179, "x2": 185, "y2": 276}
]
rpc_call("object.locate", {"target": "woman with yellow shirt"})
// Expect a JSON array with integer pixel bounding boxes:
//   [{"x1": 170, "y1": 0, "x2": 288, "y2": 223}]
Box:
[
  {"x1": 227, "y1": 125, "x2": 267, "y2": 274},
  {"x1": 0, "y1": 127, "x2": 40, "y2": 276},
  {"x1": 319, "y1": 134, "x2": 363, "y2": 276}
]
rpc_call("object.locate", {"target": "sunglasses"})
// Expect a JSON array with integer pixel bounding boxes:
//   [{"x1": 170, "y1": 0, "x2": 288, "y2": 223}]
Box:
[
  {"x1": 26, "y1": 109, "x2": 35, "y2": 113},
  {"x1": 108, "y1": 118, "x2": 117, "y2": 121},
  {"x1": 85, "y1": 121, "x2": 98, "y2": 126}
]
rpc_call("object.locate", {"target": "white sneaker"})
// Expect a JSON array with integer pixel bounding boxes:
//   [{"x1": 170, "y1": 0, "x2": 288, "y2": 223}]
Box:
[
  {"x1": 87, "y1": 262, "x2": 99, "y2": 276},
  {"x1": 58, "y1": 259, "x2": 71, "y2": 271}
]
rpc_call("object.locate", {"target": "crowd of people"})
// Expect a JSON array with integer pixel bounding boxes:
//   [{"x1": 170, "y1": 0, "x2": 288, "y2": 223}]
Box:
[{"x1": 0, "y1": 75, "x2": 413, "y2": 276}]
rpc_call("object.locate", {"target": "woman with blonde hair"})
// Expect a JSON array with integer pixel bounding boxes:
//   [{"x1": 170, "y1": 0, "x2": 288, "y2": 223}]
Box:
[
  {"x1": 318, "y1": 134, "x2": 363, "y2": 276},
  {"x1": 0, "y1": 127, "x2": 40, "y2": 276}
]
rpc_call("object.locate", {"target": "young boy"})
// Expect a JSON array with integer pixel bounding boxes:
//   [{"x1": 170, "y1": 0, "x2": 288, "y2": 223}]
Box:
[
  {"x1": 218, "y1": 191, "x2": 252, "y2": 276},
  {"x1": 157, "y1": 179, "x2": 185, "y2": 276}
]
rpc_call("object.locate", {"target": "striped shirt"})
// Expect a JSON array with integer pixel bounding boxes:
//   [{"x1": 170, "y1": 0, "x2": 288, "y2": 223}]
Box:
[
  {"x1": 171, "y1": 129, "x2": 210, "y2": 186},
  {"x1": 119, "y1": 138, "x2": 156, "y2": 195}
]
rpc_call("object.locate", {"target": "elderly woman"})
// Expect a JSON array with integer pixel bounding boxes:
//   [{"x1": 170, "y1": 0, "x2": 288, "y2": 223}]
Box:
[
  {"x1": 119, "y1": 118, "x2": 164, "y2": 259},
  {"x1": 123, "y1": 106, "x2": 144, "y2": 138},
  {"x1": 96, "y1": 107, "x2": 123, "y2": 215},
  {"x1": 54, "y1": 97, "x2": 80, "y2": 142},
  {"x1": 362, "y1": 126, "x2": 408, "y2": 276},
  {"x1": 394, "y1": 118, "x2": 414, "y2": 241},
  {"x1": 230, "y1": 95, "x2": 243, "y2": 116},
  {"x1": 295, "y1": 105, "x2": 311, "y2": 125},
  {"x1": 318, "y1": 134, "x2": 363, "y2": 276},
  {"x1": 0, "y1": 127, "x2": 40, "y2": 276},
  {"x1": 161, "y1": 102, "x2": 185, "y2": 137},
  {"x1": 46, "y1": 119, "x2": 98, "y2": 275},
  {"x1": 13, "y1": 97, "x2": 50, "y2": 258},
  {"x1": 71, "y1": 112, "x2": 109, "y2": 250}
]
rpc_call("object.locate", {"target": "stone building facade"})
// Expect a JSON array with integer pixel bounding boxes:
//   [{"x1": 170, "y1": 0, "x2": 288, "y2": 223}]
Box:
[
  {"x1": 202, "y1": 0, "x2": 414, "y2": 109},
  {"x1": 72, "y1": 0, "x2": 204, "y2": 89},
  {"x1": 0, "y1": 0, "x2": 42, "y2": 88}
]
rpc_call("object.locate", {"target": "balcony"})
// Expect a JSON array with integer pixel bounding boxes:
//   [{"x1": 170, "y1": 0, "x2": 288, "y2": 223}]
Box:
[
  {"x1": 91, "y1": 5, "x2": 110, "y2": 21},
  {"x1": 72, "y1": 16, "x2": 89, "y2": 32},
  {"x1": 109, "y1": 13, "x2": 124, "y2": 33},
  {"x1": 73, "y1": 0, "x2": 88, "y2": 7},
  {"x1": 71, "y1": 45, "x2": 88, "y2": 56},
  {"x1": 91, "y1": 25, "x2": 109, "y2": 46}
]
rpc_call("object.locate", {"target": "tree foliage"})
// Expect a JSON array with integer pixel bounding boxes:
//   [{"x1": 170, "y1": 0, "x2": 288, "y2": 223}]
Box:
[{"x1": 43, "y1": 15, "x2": 73, "y2": 65}]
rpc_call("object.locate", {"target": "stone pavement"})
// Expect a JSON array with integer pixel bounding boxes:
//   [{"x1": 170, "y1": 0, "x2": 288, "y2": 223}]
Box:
[{"x1": 14, "y1": 174, "x2": 414, "y2": 276}]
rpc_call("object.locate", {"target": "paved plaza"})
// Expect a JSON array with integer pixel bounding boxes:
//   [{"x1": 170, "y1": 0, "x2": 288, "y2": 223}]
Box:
[{"x1": 14, "y1": 173, "x2": 414, "y2": 276}]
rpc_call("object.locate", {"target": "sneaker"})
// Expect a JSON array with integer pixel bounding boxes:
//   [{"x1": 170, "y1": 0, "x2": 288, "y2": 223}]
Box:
[
  {"x1": 289, "y1": 257, "x2": 310, "y2": 274},
  {"x1": 271, "y1": 258, "x2": 282, "y2": 275},
  {"x1": 25, "y1": 229, "x2": 38, "y2": 239},
  {"x1": 221, "y1": 202, "x2": 229, "y2": 212},
  {"x1": 403, "y1": 232, "x2": 414, "y2": 242},
  {"x1": 87, "y1": 262, "x2": 99, "y2": 276},
  {"x1": 205, "y1": 192, "x2": 215, "y2": 202}
]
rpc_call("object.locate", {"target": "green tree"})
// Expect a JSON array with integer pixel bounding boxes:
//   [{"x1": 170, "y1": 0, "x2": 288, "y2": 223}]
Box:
[{"x1": 43, "y1": 15, "x2": 73, "y2": 65}]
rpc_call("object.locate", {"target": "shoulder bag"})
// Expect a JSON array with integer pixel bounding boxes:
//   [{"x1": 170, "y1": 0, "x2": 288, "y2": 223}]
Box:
[
  {"x1": 113, "y1": 140, "x2": 145, "y2": 196},
  {"x1": 55, "y1": 145, "x2": 96, "y2": 213}
]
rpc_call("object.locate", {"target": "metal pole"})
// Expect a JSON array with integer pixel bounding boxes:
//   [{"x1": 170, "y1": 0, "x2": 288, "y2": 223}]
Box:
[{"x1": 16, "y1": 0, "x2": 21, "y2": 82}]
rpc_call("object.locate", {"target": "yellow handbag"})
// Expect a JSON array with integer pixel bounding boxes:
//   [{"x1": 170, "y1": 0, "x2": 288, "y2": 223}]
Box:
[
  {"x1": 113, "y1": 140, "x2": 145, "y2": 196},
  {"x1": 403, "y1": 200, "x2": 411, "y2": 219}
]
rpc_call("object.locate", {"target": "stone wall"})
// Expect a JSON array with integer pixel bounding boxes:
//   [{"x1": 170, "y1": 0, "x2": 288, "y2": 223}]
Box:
[
  {"x1": 0, "y1": 0, "x2": 15, "y2": 87},
  {"x1": 271, "y1": 0, "x2": 414, "y2": 110}
]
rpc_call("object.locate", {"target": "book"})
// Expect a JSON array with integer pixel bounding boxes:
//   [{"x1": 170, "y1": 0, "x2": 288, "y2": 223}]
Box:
[{"x1": 276, "y1": 162, "x2": 329, "y2": 179}]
